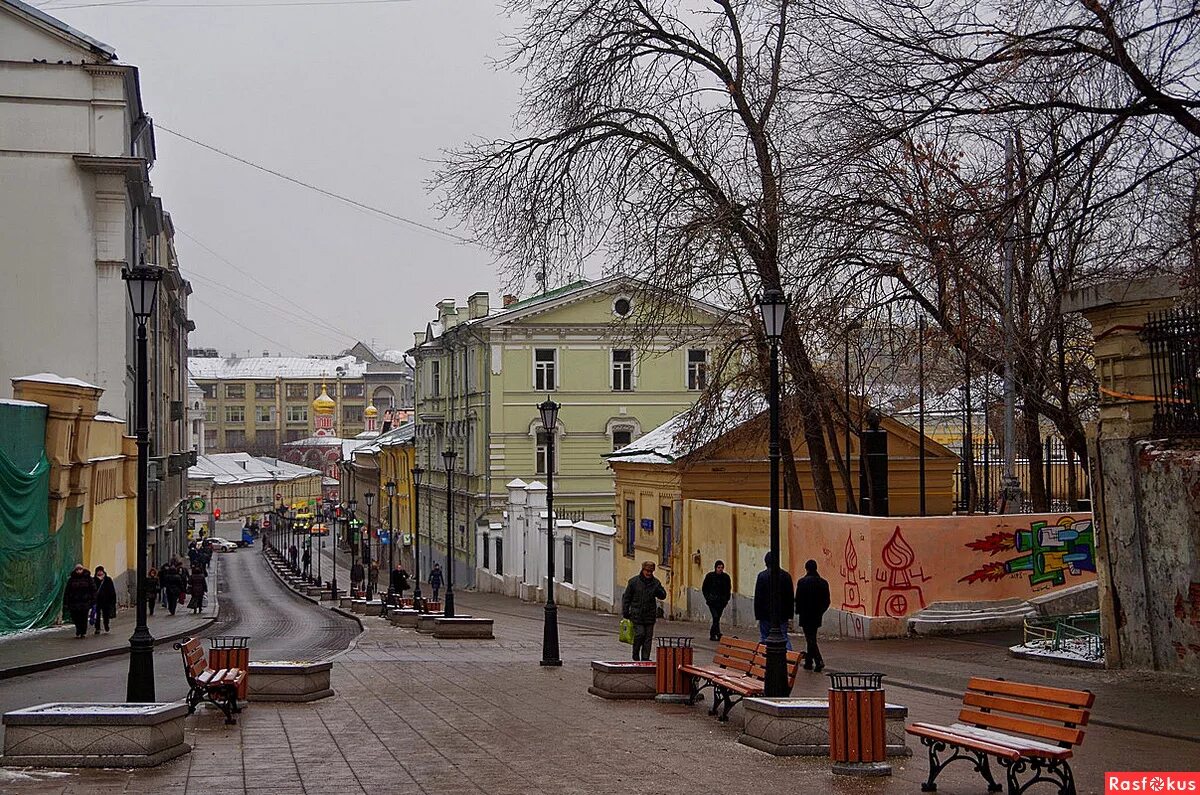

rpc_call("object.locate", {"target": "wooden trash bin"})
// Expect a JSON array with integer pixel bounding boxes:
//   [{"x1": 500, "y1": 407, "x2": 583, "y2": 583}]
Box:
[
  {"x1": 654, "y1": 636, "x2": 694, "y2": 703},
  {"x1": 828, "y1": 672, "x2": 890, "y2": 776},
  {"x1": 209, "y1": 636, "x2": 250, "y2": 700}
]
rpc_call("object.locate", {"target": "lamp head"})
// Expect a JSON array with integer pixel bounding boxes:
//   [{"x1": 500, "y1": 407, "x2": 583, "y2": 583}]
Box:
[
  {"x1": 442, "y1": 450, "x2": 457, "y2": 469},
  {"x1": 364, "y1": 491, "x2": 375, "y2": 508},
  {"x1": 348, "y1": 499, "x2": 357, "y2": 513},
  {"x1": 538, "y1": 397, "x2": 560, "y2": 431},
  {"x1": 411, "y1": 465, "x2": 424, "y2": 486},
  {"x1": 758, "y1": 288, "x2": 787, "y2": 340},
  {"x1": 385, "y1": 480, "x2": 397, "y2": 497},
  {"x1": 122, "y1": 264, "x2": 163, "y2": 322}
]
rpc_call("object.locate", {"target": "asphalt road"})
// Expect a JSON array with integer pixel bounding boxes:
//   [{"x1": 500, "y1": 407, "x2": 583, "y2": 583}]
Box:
[{"x1": 0, "y1": 548, "x2": 359, "y2": 744}]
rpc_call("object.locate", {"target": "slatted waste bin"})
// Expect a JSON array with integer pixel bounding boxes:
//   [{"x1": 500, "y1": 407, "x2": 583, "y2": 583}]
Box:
[
  {"x1": 654, "y1": 636, "x2": 694, "y2": 703},
  {"x1": 209, "y1": 636, "x2": 250, "y2": 700},
  {"x1": 828, "y1": 672, "x2": 891, "y2": 776}
]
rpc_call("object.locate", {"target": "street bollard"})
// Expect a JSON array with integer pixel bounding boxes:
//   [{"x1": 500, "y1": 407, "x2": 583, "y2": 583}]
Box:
[
  {"x1": 654, "y1": 636, "x2": 694, "y2": 704},
  {"x1": 828, "y1": 672, "x2": 891, "y2": 776}
]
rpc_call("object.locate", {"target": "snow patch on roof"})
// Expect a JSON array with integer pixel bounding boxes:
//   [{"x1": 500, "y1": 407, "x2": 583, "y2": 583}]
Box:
[
  {"x1": 607, "y1": 393, "x2": 765, "y2": 465},
  {"x1": 13, "y1": 373, "x2": 99, "y2": 389},
  {"x1": 189, "y1": 453, "x2": 322, "y2": 485},
  {"x1": 0, "y1": 398, "x2": 46, "y2": 408},
  {"x1": 188, "y1": 355, "x2": 366, "y2": 381}
]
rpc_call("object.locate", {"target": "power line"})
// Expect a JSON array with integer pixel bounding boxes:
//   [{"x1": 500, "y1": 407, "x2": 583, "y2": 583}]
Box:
[
  {"x1": 155, "y1": 124, "x2": 475, "y2": 246},
  {"x1": 190, "y1": 294, "x2": 301, "y2": 355}
]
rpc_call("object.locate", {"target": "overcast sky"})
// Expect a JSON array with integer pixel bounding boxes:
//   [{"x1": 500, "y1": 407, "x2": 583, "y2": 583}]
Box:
[{"x1": 44, "y1": 0, "x2": 523, "y2": 358}]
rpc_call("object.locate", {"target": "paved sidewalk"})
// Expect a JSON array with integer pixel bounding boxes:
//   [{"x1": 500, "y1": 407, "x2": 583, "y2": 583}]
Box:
[{"x1": 0, "y1": 563, "x2": 219, "y2": 680}]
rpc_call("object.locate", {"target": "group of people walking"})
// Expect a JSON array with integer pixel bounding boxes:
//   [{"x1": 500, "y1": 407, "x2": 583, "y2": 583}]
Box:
[
  {"x1": 622, "y1": 553, "x2": 831, "y2": 672},
  {"x1": 63, "y1": 565, "x2": 117, "y2": 638}
]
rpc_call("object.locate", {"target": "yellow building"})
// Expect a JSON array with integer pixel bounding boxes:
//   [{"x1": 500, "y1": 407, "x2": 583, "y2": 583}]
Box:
[{"x1": 353, "y1": 422, "x2": 416, "y2": 569}]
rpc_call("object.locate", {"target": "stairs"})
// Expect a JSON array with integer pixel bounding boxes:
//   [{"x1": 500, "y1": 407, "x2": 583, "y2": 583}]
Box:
[{"x1": 907, "y1": 598, "x2": 1035, "y2": 636}]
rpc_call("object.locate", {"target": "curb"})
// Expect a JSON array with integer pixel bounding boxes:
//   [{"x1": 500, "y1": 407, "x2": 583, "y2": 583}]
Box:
[{"x1": 260, "y1": 550, "x2": 364, "y2": 645}]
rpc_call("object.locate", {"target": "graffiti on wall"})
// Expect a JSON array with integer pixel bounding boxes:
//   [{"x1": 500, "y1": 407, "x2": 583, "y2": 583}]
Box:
[
  {"x1": 839, "y1": 533, "x2": 868, "y2": 614},
  {"x1": 959, "y1": 516, "x2": 1096, "y2": 589},
  {"x1": 874, "y1": 527, "x2": 930, "y2": 617}
]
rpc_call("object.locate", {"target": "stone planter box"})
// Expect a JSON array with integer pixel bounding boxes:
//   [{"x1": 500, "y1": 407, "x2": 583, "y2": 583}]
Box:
[
  {"x1": 432, "y1": 618, "x2": 494, "y2": 639},
  {"x1": 417, "y1": 613, "x2": 469, "y2": 633},
  {"x1": 339, "y1": 596, "x2": 354, "y2": 609},
  {"x1": 247, "y1": 661, "x2": 334, "y2": 703},
  {"x1": 305, "y1": 586, "x2": 325, "y2": 597},
  {"x1": 389, "y1": 609, "x2": 421, "y2": 628},
  {"x1": 588, "y1": 661, "x2": 657, "y2": 700},
  {"x1": 738, "y1": 697, "x2": 910, "y2": 757},
  {"x1": 1, "y1": 702, "x2": 190, "y2": 768}
]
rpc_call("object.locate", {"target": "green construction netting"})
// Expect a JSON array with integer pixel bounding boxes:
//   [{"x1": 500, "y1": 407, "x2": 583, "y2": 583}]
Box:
[{"x1": 0, "y1": 402, "x2": 83, "y2": 635}]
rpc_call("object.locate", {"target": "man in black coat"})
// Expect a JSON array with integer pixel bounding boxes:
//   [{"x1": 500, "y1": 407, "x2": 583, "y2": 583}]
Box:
[
  {"x1": 753, "y1": 551, "x2": 794, "y2": 649},
  {"x1": 160, "y1": 562, "x2": 185, "y2": 615},
  {"x1": 63, "y1": 565, "x2": 96, "y2": 638},
  {"x1": 92, "y1": 566, "x2": 117, "y2": 634},
  {"x1": 701, "y1": 560, "x2": 731, "y2": 641},
  {"x1": 794, "y1": 559, "x2": 831, "y2": 671},
  {"x1": 622, "y1": 561, "x2": 667, "y2": 661}
]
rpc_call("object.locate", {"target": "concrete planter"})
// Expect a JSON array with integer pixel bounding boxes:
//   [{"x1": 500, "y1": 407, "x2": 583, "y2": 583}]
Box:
[
  {"x1": 432, "y1": 618, "x2": 494, "y2": 639},
  {"x1": 588, "y1": 661, "x2": 657, "y2": 700},
  {"x1": 417, "y1": 614, "x2": 469, "y2": 633},
  {"x1": 339, "y1": 597, "x2": 353, "y2": 609},
  {"x1": 1, "y1": 702, "x2": 190, "y2": 768},
  {"x1": 305, "y1": 586, "x2": 325, "y2": 597},
  {"x1": 389, "y1": 609, "x2": 421, "y2": 628},
  {"x1": 247, "y1": 661, "x2": 334, "y2": 703},
  {"x1": 738, "y1": 697, "x2": 910, "y2": 757}
]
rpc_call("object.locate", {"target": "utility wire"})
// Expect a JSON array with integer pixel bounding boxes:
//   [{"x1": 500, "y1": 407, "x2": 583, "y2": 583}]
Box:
[
  {"x1": 156, "y1": 125, "x2": 475, "y2": 246},
  {"x1": 190, "y1": 294, "x2": 301, "y2": 355}
]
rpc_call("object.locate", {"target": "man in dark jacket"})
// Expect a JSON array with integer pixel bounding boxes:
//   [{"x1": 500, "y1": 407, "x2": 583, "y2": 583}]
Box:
[
  {"x1": 622, "y1": 561, "x2": 667, "y2": 661},
  {"x1": 160, "y1": 563, "x2": 185, "y2": 615},
  {"x1": 701, "y1": 560, "x2": 732, "y2": 641},
  {"x1": 794, "y1": 559, "x2": 831, "y2": 671},
  {"x1": 63, "y1": 565, "x2": 96, "y2": 638},
  {"x1": 350, "y1": 561, "x2": 366, "y2": 597},
  {"x1": 428, "y1": 563, "x2": 443, "y2": 601},
  {"x1": 390, "y1": 565, "x2": 409, "y2": 603},
  {"x1": 753, "y1": 551, "x2": 794, "y2": 650}
]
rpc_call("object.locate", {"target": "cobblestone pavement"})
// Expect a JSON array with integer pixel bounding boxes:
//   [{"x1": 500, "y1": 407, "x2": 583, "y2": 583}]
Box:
[{"x1": 4, "y1": 587, "x2": 1198, "y2": 795}]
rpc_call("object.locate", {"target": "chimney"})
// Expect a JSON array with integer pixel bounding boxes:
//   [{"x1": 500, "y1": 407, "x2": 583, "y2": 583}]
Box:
[
  {"x1": 503, "y1": 294, "x2": 519, "y2": 307},
  {"x1": 467, "y1": 291, "x2": 490, "y2": 320},
  {"x1": 262, "y1": 350, "x2": 269, "y2": 357},
  {"x1": 413, "y1": 331, "x2": 426, "y2": 347},
  {"x1": 439, "y1": 299, "x2": 459, "y2": 329}
]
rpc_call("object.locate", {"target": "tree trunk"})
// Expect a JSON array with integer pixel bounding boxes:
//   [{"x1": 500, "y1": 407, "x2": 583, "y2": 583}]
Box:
[
  {"x1": 1023, "y1": 407, "x2": 1048, "y2": 512},
  {"x1": 779, "y1": 326, "x2": 839, "y2": 512}
]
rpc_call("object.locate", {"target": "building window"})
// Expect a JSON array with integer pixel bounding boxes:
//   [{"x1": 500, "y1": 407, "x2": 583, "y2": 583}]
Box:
[
  {"x1": 286, "y1": 383, "x2": 307, "y2": 400},
  {"x1": 563, "y1": 536, "x2": 573, "y2": 584},
  {"x1": 611, "y1": 349, "x2": 633, "y2": 392},
  {"x1": 483, "y1": 534, "x2": 490, "y2": 569},
  {"x1": 226, "y1": 429, "x2": 246, "y2": 448},
  {"x1": 661, "y1": 505, "x2": 673, "y2": 564},
  {"x1": 495, "y1": 537, "x2": 503, "y2": 576},
  {"x1": 256, "y1": 405, "x2": 273, "y2": 424},
  {"x1": 225, "y1": 383, "x2": 245, "y2": 400},
  {"x1": 613, "y1": 296, "x2": 632, "y2": 317},
  {"x1": 204, "y1": 406, "x2": 218, "y2": 423},
  {"x1": 255, "y1": 383, "x2": 275, "y2": 400},
  {"x1": 203, "y1": 429, "x2": 217, "y2": 449},
  {"x1": 286, "y1": 405, "x2": 308, "y2": 423},
  {"x1": 687, "y1": 349, "x2": 708, "y2": 391},
  {"x1": 256, "y1": 429, "x2": 277, "y2": 449},
  {"x1": 431, "y1": 360, "x2": 441, "y2": 397},
  {"x1": 612, "y1": 429, "x2": 633, "y2": 452},
  {"x1": 534, "y1": 348, "x2": 557, "y2": 391},
  {"x1": 344, "y1": 406, "x2": 363, "y2": 424},
  {"x1": 200, "y1": 383, "x2": 216, "y2": 399},
  {"x1": 535, "y1": 430, "x2": 552, "y2": 475},
  {"x1": 285, "y1": 429, "x2": 305, "y2": 442},
  {"x1": 225, "y1": 406, "x2": 245, "y2": 424},
  {"x1": 624, "y1": 500, "x2": 636, "y2": 557},
  {"x1": 344, "y1": 382, "x2": 365, "y2": 398}
]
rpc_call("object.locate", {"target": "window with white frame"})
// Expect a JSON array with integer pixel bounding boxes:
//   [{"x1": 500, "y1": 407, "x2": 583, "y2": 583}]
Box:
[
  {"x1": 612, "y1": 429, "x2": 633, "y2": 452},
  {"x1": 225, "y1": 405, "x2": 245, "y2": 424},
  {"x1": 256, "y1": 405, "x2": 273, "y2": 424},
  {"x1": 285, "y1": 405, "x2": 308, "y2": 423},
  {"x1": 431, "y1": 360, "x2": 441, "y2": 397},
  {"x1": 534, "y1": 348, "x2": 557, "y2": 391},
  {"x1": 535, "y1": 430, "x2": 552, "y2": 474},
  {"x1": 687, "y1": 349, "x2": 709, "y2": 391},
  {"x1": 611, "y1": 349, "x2": 633, "y2": 391}
]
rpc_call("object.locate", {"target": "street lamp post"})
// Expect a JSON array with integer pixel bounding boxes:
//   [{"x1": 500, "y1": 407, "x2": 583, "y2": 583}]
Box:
[
  {"x1": 348, "y1": 498, "x2": 358, "y2": 596},
  {"x1": 364, "y1": 491, "x2": 375, "y2": 600},
  {"x1": 123, "y1": 263, "x2": 161, "y2": 702},
  {"x1": 385, "y1": 479, "x2": 397, "y2": 606},
  {"x1": 538, "y1": 398, "x2": 562, "y2": 667},
  {"x1": 411, "y1": 466, "x2": 424, "y2": 609},
  {"x1": 759, "y1": 288, "x2": 789, "y2": 698},
  {"x1": 442, "y1": 450, "x2": 456, "y2": 617}
]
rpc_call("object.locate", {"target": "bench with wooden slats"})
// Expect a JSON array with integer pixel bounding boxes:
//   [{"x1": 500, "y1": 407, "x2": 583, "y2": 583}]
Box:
[
  {"x1": 679, "y1": 637, "x2": 804, "y2": 721},
  {"x1": 174, "y1": 637, "x2": 246, "y2": 725},
  {"x1": 906, "y1": 677, "x2": 1094, "y2": 795}
]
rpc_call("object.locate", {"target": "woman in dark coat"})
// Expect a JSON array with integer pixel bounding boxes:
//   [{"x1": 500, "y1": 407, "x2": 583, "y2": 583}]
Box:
[
  {"x1": 187, "y1": 568, "x2": 207, "y2": 613},
  {"x1": 145, "y1": 567, "x2": 160, "y2": 616},
  {"x1": 92, "y1": 566, "x2": 117, "y2": 634},
  {"x1": 160, "y1": 563, "x2": 184, "y2": 615},
  {"x1": 63, "y1": 565, "x2": 96, "y2": 638}
]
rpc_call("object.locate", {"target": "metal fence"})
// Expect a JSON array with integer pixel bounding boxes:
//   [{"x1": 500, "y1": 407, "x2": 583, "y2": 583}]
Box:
[
  {"x1": 1144, "y1": 307, "x2": 1200, "y2": 437},
  {"x1": 953, "y1": 436, "x2": 1091, "y2": 514}
]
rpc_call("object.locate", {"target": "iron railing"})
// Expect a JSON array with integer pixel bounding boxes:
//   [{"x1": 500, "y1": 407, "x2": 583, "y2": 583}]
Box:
[
  {"x1": 1144, "y1": 307, "x2": 1200, "y2": 437},
  {"x1": 953, "y1": 436, "x2": 1091, "y2": 514}
]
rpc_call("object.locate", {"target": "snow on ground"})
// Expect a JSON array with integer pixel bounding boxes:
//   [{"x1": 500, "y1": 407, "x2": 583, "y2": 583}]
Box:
[{"x1": 1011, "y1": 638, "x2": 1103, "y2": 663}]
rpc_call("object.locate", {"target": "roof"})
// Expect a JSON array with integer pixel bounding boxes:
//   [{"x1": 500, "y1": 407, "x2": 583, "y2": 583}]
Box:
[
  {"x1": 503, "y1": 279, "x2": 592, "y2": 312},
  {"x1": 189, "y1": 453, "x2": 322, "y2": 486},
  {"x1": 2, "y1": 0, "x2": 117, "y2": 60},
  {"x1": 607, "y1": 393, "x2": 764, "y2": 465},
  {"x1": 188, "y1": 355, "x2": 367, "y2": 381}
]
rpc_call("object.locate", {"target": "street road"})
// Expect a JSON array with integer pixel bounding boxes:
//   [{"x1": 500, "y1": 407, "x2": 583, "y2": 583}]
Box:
[{"x1": 0, "y1": 548, "x2": 358, "y2": 744}]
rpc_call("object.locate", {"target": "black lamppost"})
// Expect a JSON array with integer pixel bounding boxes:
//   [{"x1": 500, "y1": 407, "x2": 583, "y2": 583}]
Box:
[
  {"x1": 385, "y1": 479, "x2": 397, "y2": 605},
  {"x1": 348, "y1": 498, "x2": 358, "y2": 595},
  {"x1": 538, "y1": 397, "x2": 562, "y2": 667},
  {"x1": 759, "y1": 288, "x2": 789, "y2": 697},
  {"x1": 411, "y1": 466, "x2": 424, "y2": 609},
  {"x1": 364, "y1": 491, "x2": 375, "y2": 599},
  {"x1": 442, "y1": 450, "x2": 456, "y2": 617},
  {"x1": 123, "y1": 263, "x2": 161, "y2": 702},
  {"x1": 844, "y1": 319, "x2": 863, "y2": 514}
]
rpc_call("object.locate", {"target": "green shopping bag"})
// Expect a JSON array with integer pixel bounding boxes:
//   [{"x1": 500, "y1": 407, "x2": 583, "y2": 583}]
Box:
[{"x1": 618, "y1": 618, "x2": 634, "y2": 644}]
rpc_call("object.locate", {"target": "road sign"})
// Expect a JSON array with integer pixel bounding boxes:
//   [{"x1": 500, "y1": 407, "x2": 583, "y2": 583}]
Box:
[
  {"x1": 188, "y1": 496, "x2": 206, "y2": 513},
  {"x1": 378, "y1": 530, "x2": 390, "y2": 546}
]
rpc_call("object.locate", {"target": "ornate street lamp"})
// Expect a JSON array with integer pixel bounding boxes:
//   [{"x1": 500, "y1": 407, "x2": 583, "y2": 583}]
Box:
[
  {"x1": 364, "y1": 491, "x2": 375, "y2": 600},
  {"x1": 442, "y1": 450, "x2": 457, "y2": 617},
  {"x1": 123, "y1": 263, "x2": 162, "y2": 702},
  {"x1": 348, "y1": 497, "x2": 358, "y2": 594},
  {"x1": 537, "y1": 397, "x2": 562, "y2": 667},
  {"x1": 411, "y1": 465, "x2": 424, "y2": 610},
  {"x1": 758, "y1": 288, "x2": 789, "y2": 697},
  {"x1": 385, "y1": 479, "x2": 397, "y2": 605}
]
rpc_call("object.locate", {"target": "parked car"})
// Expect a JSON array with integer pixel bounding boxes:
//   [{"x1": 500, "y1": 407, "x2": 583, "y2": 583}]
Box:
[{"x1": 206, "y1": 537, "x2": 238, "y2": 553}]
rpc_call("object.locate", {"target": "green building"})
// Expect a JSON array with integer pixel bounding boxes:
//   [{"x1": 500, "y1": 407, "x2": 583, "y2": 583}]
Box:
[{"x1": 409, "y1": 276, "x2": 723, "y2": 585}]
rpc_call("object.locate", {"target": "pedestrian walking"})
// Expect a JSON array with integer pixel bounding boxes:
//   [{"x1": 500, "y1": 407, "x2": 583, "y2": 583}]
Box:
[
  {"x1": 187, "y1": 567, "x2": 207, "y2": 613},
  {"x1": 145, "y1": 567, "x2": 160, "y2": 616},
  {"x1": 350, "y1": 560, "x2": 365, "y2": 597},
  {"x1": 701, "y1": 560, "x2": 732, "y2": 641},
  {"x1": 428, "y1": 563, "x2": 443, "y2": 602},
  {"x1": 288, "y1": 543, "x2": 299, "y2": 571},
  {"x1": 302, "y1": 546, "x2": 311, "y2": 578},
  {"x1": 794, "y1": 559, "x2": 831, "y2": 672},
  {"x1": 161, "y1": 562, "x2": 184, "y2": 616},
  {"x1": 92, "y1": 566, "x2": 117, "y2": 634},
  {"x1": 63, "y1": 564, "x2": 95, "y2": 638},
  {"x1": 753, "y1": 551, "x2": 794, "y2": 650},
  {"x1": 367, "y1": 561, "x2": 379, "y2": 600},
  {"x1": 621, "y1": 561, "x2": 667, "y2": 661},
  {"x1": 390, "y1": 565, "x2": 409, "y2": 604}
]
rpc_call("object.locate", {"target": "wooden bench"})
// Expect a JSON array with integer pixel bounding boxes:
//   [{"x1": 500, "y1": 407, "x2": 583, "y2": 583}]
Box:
[
  {"x1": 679, "y1": 637, "x2": 804, "y2": 721},
  {"x1": 174, "y1": 637, "x2": 246, "y2": 725},
  {"x1": 906, "y1": 677, "x2": 1094, "y2": 795}
]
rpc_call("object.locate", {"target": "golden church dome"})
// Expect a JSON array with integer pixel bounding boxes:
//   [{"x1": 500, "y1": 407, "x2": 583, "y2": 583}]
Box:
[
  {"x1": 312, "y1": 382, "x2": 336, "y2": 415},
  {"x1": 364, "y1": 404, "x2": 378, "y2": 418}
]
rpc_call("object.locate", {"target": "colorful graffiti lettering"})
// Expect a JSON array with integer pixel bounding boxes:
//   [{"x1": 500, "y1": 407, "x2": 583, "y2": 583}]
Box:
[
  {"x1": 874, "y1": 527, "x2": 929, "y2": 618},
  {"x1": 960, "y1": 517, "x2": 1096, "y2": 589}
]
